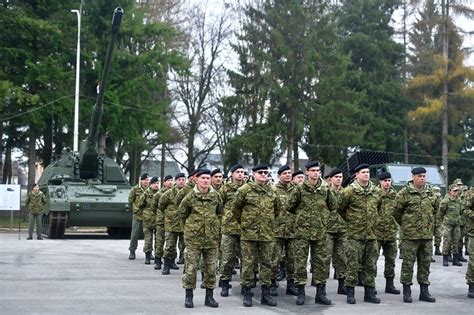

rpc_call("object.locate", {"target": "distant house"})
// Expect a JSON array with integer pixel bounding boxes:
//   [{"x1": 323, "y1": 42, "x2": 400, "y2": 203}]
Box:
[{"x1": 141, "y1": 160, "x2": 182, "y2": 178}]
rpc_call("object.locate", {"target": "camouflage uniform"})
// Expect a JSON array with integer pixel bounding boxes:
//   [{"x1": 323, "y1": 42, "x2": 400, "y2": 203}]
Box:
[
  {"x1": 376, "y1": 187, "x2": 399, "y2": 279},
  {"x1": 159, "y1": 186, "x2": 184, "y2": 261},
  {"x1": 138, "y1": 186, "x2": 160, "y2": 253},
  {"x1": 128, "y1": 184, "x2": 147, "y2": 252},
  {"x1": 152, "y1": 187, "x2": 168, "y2": 258},
  {"x1": 271, "y1": 181, "x2": 297, "y2": 281},
  {"x1": 180, "y1": 186, "x2": 222, "y2": 289},
  {"x1": 459, "y1": 188, "x2": 469, "y2": 253},
  {"x1": 175, "y1": 181, "x2": 195, "y2": 258},
  {"x1": 327, "y1": 187, "x2": 347, "y2": 280},
  {"x1": 288, "y1": 178, "x2": 336, "y2": 286},
  {"x1": 438, "y1": 194, "x2": 461, "y2": 255},
  {"x1": 432, "y1": 188, "x2": 443, "y2": 249},
  {"x1": 464, "y1": 189, "x2": 473, "y2": 287},
  {"x1": 25, "y1": 191, "x2": 46, "y2": 238},
  {"x1": 233, "y1": 181, "x2": 281, "y2": 287},
  {"x1": 338, "y1": 180, "x2": 381, "y2": 288},
  {"x1": 219, "y1": 181, "x2": 243, "y2": 282},
  {"x1": 393, "y1": 181, "x2": 439, "y2": 285}
]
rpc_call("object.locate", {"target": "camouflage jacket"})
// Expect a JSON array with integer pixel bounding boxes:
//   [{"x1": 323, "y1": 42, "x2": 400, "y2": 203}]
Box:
[
  {"x1": 459, "y1": 191, "x2": 469, "y2": 226},
  {"x1": 179, "y1": 186, "x2": 222, "y2": 249},
  {"x1": 151, "y1": 187, "x2": 169, "y2": 226},
  {"x1": 128, "y1": 184, "x2": 147, "y2": 221},
  {"x1": 25, "y1": 191, "x2": 46, "y2": 214},
  {"x1": 376, "y1": 187, "x2": 399, "y2": 241},
  {"x1": 393, "y1": 181, "x2": 438, "y2": 240},
  {"x1": 219, "y1": 181, "x2": 244, "y2": 235},
  {"x1": 288, "y1": 178, "x2": 336, "y2": 240},
  {"x1": 158, "y1": 186, "x2": 183, "y2": 233},
  {"x1": 176, "y1": 181, "x2": 195, "y2": 207},
  {"x1": 438, "y1": 195, "x2": 461, "y2": 226},
  {"x1": 232, "y1": 181, "x2": 281, "y2": 242},
  {"x1": 464, "y1": 188, "x2": 473, "y2": 236},
  {"x1": 138, "y1": 187, "x2": 160, "y2": 228},
  {"x1": 274, "y1": 182, "x2": 297, "y2": 239},
  {"x1": 338, "y1": 180, "x2": 382, "y2": 240},
  {"x1": 327, "y1": 187, "x2": 346, "y2": 234}
]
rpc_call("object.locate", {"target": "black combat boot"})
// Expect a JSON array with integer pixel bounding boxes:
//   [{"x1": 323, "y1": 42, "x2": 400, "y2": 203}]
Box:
[
  {"x1": 269, "y1": 279, "x2": 278, "y2": 296},
  {"x1": 234, "y1": 259, "x2": 240, "y2": 269},
  {"x1": 346, "y1": 286, "x2": 356, "y2": 304},
  {"x1": 443, "y1": 254, "x2": 449, "y2": 266},
  {"x1": 434, "y1": 245, "x2": 442, "y2": 256},
  {"x1": 145, "y1": 252, "x2": 151, "y2": 264},
  {"x1": 385, "y1": 278, "x2": 400, "y2": 294},
  {"x1": 286, "y1": 278, "x2": 298, "y2": 296},
  {"x1": 162, "y1": 258, "x2": 171, "y2": 275},
  {"x1": 177, "y1": 254, "x2": 184, "y2": 265},
  {"x1": 204, "y1": 288, "x2": 219, "y2": 307},
  {"x1": 403, "y1": 284, "x2": 412, "y2": 303},
  {"x1": 448, "y1": 251, "x2": 453, "y2": 262},
  {"x1": 465, "y1": 249, "x2": 469, "y2": 256},
  {"x1": 364, "y1": 286, "x2": 381, "y2": 303},
  {"x1": 337, "y1": 278, "x2": 347, "y2": 295},
  {"x1": 296, "y1": 285, "x2": 305, "y2": 305},
  {"x1": 468, "y1": 284, "x2": 474, "y2": 298},
  {"x1": 261, "y1": 285, "x2": 277, "y2": 306},
  {"x1": 219, "y1": 278, "x2": 232, "y2": 289},
  {"x1": 242, "y1": 286, "x2": 253, "y2": 307},
  {"x1": 170, "y1": 259, "x2": 180, "y2": 270},
  {"x1": 419, "y1": 284, "x2": 436, "y2": 302},
  {"x1": 357, "y1": 272, "x2": 364, "y2": 286},
  {"x1": 458, "y1": 248, "x2": 467, "y2": 262},
  {"x1": 150, "y1": 253, "x2": 154, "y2": 260},
  {"x1": 27, "y1": 235, "x2": 33, "y2": 240},
  {"x1": 276, "y1": 263, "x2": 286, "y2": 281},
  {"x1": 154, "y1": 257, "x2": 162, "y2": 270},
  {"x1": 315, "y1": 284, "x2": 332, "y2": 305},
  {"x1": 184, "y1": 288, "x2": 193, "y2": 308},
  {"x1": 128, "y1": 250, "x2": 136, "y2": 260},
  {"x1": 37, "y1": 236, "x2": 43, "y2": 240},
  {"x1": 452, "y1": 253, "x2": 463, "y2": 266},
  {"x1": 220, "y1": 280, "x2": 230, "y2": 297}
]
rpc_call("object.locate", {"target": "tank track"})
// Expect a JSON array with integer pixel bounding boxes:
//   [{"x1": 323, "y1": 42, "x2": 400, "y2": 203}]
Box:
[{"x1": 45, "y1": 211, "x2": 68, "y2": 239}]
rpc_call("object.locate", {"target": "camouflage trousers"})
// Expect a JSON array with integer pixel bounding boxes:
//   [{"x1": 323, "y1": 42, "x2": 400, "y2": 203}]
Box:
[
  {"x1": 345, "y1": 239, "x2": 378, "y2": 288},
  {"x1": 219, "y1": 234, "x2": 240, "y2": 281},
  {"x1": 271, "y1": 237, "x2": 295, "y2": 280},
  {"x1": 164, "y1": 232, "x2": 185, "y2": 260},
  {"x1": 182, "y1": 246, "x2": 218, "y2": 289},
  {"x1": 154, "y1": 225, "x2": 165, "y2": 258},
  {"x1": 28, "y1": 213, "x2": 43, "y2": 237},
  {"x1": 442, "y1": 224, "x2": 460, "y2": 255},
  {"x1": 143, "y1": 224, "x2": 155, "y2": 253},
  {"x1": 400, "y1": 239, "x2": 432, "y2": 285},
  {"x1": 434, "y1": 224, "x2": 442, "y2": 247},
  {"x1": 327, "y1": 232, "x2": 347, "y2": 280},
  {"x1": 293, "y1": 238, "x2": 330, "y2": 286},
  {"x1": 129, "y1": 219, "x2": 143, "y2": 251},
  {"x1": 378, "y1": 240, "x2": 397, "y2": 279},
  {"x1": 240, "y1": 240, "x2": 273, "y2": 287},
  {"x1": 466, "y1": 236, "x2": 474, "y2": 285},
  {"x1": 459, "y1": 225, "x2": 468, "y2": 251}
]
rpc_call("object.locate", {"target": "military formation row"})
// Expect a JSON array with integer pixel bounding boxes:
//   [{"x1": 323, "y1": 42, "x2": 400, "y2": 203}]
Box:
[{"x1": 126, "y1": 162, "x2": 474, "y2": 309}]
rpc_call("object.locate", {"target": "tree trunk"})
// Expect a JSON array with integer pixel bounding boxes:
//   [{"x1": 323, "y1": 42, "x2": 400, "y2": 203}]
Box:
[
  {"x1": 160, "y1": 142, "x2": 166, "y2": 183},
  {"x1": 42, "y1": 115, "x2": 53, "y2": 168},
  {"x1": 28, "y1": 132, "x2": 37, "y2": 189},
  {"x1": 2, "y1": 138, "x2": 12, "y2": 184},
  {"x1": 441, "y1": 0, "x2": 449, "y2": 183}
]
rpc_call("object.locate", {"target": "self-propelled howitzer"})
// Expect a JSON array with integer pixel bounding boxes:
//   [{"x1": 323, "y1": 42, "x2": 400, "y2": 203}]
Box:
[{"x1": 38, "y1": 8, "x2": 132, "y2": 238}]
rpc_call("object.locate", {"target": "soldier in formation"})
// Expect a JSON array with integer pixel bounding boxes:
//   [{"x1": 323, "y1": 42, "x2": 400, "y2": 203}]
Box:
[
  {"x1": 128, "y1": 174, "x2": 149, "y2": 260},
  {"x1": 438, "y1": 184, "x2": 463, "y2": 266},
  {"x1": 25, "y1": 183, "x2": 46, "y2": 240},
  {"x1": 464, "y1": 187, "x2": 474, "y2": 298},
  {"x1": 138, "y1": 176, "x2": 160, "y2": 264}
]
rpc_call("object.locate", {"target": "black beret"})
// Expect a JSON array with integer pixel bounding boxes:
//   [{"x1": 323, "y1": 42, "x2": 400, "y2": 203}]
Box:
[
  {"x1": 277, "y1": 165, "x2": 291, "y2": 175},
  {"x1": 229, "y1": 164, "x2": 244, "y2": 173},
  {"x1": 175, "y1": 173, "x2": 185, "y2": 179},
  {"x1": 292, "y1": 170, "x2": 304, "y2": 178},
  {"x1": 195, "y1": 169, "x2": 211, "y2": 177},
  {"x1": 149, "y1": 176, "x2": 159, "y2": 184},
  {"x1": 353, "y1": 164, "x2": 370, "y2": 173},
  {"x1": 377, "y1": 171, "x2": 391, "y2": 181},
  {"x1": 164, "y1": 175, "x2": 173, "y2": 181},
  {"x1": 411, "y1": 167, "x2": 426, "y2": 175},
  {"x1": 305, "y1": 160, "x2": 320, "y2": 170},
  {"x1": 211, "y1": 168, "x2": 222, "y2": 176},
  {"x1": 252, "y1": 164, "x2": 268, "y2": 172},
  {"x1": 140, "y1": 173, "x2": 149, "y2": 180},
  {"x1": 188, "y1": 169, "x2": 197, "y2": 178},
  {"x1": 328, "y1": 168, "x2": 343, "y2": 178}
]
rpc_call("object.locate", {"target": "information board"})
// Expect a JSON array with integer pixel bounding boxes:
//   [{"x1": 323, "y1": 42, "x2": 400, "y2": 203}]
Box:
[{"x1": 0, "y1": 185, "x2": 21, "y2": 211}]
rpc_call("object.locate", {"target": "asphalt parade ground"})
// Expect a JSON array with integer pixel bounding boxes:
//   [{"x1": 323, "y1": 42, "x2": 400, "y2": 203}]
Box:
[{"x1": 0, "y1": 232, "x2": 472, "y2": 314}]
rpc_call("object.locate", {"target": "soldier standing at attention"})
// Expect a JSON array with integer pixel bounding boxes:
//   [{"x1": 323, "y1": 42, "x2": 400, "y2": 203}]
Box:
[
  {"x1": 211, "y1": 169, "x2": 224, "y2": 191},
  {"x1": 326, "y1": 168, "x2": 348, "y2": 295},
  {"x1": 338, "y1": 164, "x2": 381, "y2": 304},
  {"x1": 433, "y1": 186, "x2": 443, "y2": 256},
  {"x1": 180, "y1": 169, "x2": 222, "y2": 308},
  {"x1": 455, "y1": 179, "x2": 469, "y2": 261},
  {"x1": 138, "y1": 176, "x2": 160, "y2": 264},
  {"x1": 128, "y1": 173, "x2": 149, "y2": 260},
  {"x1": 159, "y1": 173, "x2": 186, "y2": 274},
  {"x1": 393, "y1": 167, "x2": 437, "y2": 303},
  {"x1": 219, "y1": 164, "x2": 245, "y2": 297},
  {"x1": 292, "y1": 170, "x2": 305, "y2": 185},
  {"x1": 175, "y1": 171, "x2": 197, "y2": 264},
  {"x1": 25, "y1": 183, "x2": 46, "y2": 240},
  {"x1": 270, "y1": 165, "x2": 298, "y2": 296},
  {"x1": 464, "y1": 187, "x2": 474, "y2": 298},
  {"x1": 438, "y1": 184, "x2": 463, "y2": 267},
  {"x1": 376, "y1": 172, "x2": 400, "y2": 295},
  {"x1": 288, "y1": 161, "x2": 336, "y2": 306},
  {"x1": 233, "y1": 164, "x2": 281, "y2": 307},
  {"x1": 151, "y1": 175, "x2": 174, "y2": 270}
]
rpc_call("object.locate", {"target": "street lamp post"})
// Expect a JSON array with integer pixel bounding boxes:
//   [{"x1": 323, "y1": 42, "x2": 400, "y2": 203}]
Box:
[{"x1": 71, "y1": 0, "x2": 83, "y2": 152}]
